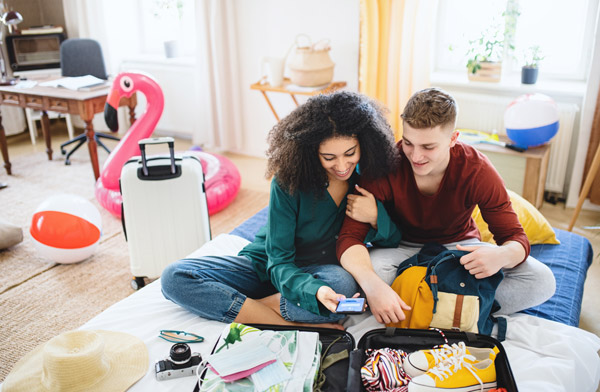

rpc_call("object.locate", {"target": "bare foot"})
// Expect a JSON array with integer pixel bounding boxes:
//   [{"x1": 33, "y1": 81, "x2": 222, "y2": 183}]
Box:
[
  {"x1": 254, "y1": 295, "x2": 344, "y2": 330},
  {"x1": 304, "y1": 322, "x2": 344, "y2": 331}
]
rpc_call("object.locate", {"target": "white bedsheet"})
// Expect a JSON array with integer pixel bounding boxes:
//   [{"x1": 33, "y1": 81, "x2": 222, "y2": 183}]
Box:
[{"x1": 78, "y1": 234, "x2": 600, "y2": 391}]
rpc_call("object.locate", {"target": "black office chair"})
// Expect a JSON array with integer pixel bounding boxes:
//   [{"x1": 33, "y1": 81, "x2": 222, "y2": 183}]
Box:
[{"x1": 59, "y1": 38, "x2": 119, "y2": 165}]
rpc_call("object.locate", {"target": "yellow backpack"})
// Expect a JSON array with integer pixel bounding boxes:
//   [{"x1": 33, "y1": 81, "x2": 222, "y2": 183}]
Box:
[{"x1": 387, "y1": 266, "x2": 434, "y2": 329}]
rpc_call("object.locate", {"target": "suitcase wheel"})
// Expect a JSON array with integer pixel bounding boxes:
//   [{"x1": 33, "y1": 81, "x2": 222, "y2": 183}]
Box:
[{"x1": 131, "y1": 277, "x2": 146, "y2": 290}]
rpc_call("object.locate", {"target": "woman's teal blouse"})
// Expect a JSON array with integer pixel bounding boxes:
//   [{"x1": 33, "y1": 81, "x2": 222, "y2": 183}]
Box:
[{"x1": 239, "y1": 176, "x2": 401, "y2": 316}]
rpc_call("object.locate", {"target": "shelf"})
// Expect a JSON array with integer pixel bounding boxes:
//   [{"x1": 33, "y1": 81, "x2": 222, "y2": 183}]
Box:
[{"x1": 250, "y1": 78, "x2": 347, "y2": 121}]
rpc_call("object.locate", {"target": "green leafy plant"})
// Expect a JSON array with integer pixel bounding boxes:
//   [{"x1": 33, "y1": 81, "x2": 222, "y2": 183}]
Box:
[
  {"x1": 465, "y1": 1, "x2": 520, "y2": 75},
  {"x1": 466, "y1": 28, "x2": 505, "y2": 74},
  {"x1": 523, "y1": 45, "x2": 545, "y2": 68},
  {"x1": 151, "y1": 0, "x2": 184, "y2": 24}
]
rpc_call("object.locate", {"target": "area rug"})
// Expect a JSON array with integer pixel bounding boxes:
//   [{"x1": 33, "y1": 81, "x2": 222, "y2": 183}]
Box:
[{"x1": 0, "y1": 152, "x2": 269, "y2": 381}]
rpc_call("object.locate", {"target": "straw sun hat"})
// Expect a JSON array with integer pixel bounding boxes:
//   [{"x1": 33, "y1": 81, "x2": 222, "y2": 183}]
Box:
[{"x1": 3, "y1": 330, "x2": 148, "y2": 392}]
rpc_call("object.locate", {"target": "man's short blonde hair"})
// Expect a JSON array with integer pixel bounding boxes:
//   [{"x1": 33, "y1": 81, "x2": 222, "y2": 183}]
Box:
[{"x1": 401, "y1": 88, "x2": 458, "y2": 129}]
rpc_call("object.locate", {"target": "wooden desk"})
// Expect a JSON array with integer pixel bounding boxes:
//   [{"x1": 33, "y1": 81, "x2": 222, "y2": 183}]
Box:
[
  {"x1": 0, "y1": 78, "x2": 137, "y2": 180},
  {"x1": 472, "y1": 139, "x2": 551, "y2": 209},
  {"x1": 250, "y1": 78, "x2": 346, "y2": 121}
]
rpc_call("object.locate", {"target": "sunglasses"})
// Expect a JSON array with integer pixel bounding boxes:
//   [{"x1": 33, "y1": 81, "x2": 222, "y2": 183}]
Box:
[{"x1": 159, "y1": 330, "x2": 204, "y2": 344}]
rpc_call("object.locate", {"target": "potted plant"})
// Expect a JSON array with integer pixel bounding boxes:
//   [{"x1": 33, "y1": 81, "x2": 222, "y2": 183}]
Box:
[
  {"x1": 466, "y1": 29, "x2": 505, "y2": 82},
  {"x1": 521, "y1": 45, "x2": 544, "y2": 84},
  {"x1": 152, "y1": 0, "x2": 184, "y2": 58}
]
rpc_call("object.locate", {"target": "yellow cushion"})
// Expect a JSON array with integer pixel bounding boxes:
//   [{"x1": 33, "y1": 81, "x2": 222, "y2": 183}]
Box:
[{"x1": 472, "y1": 190, "x2": 560, "y2": 245}]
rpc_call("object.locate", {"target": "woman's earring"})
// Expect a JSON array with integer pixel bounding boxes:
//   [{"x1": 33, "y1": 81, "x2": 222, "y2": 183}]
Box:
[{"x1": 356, "y1": 163, "x2": 361, "y2": 175}]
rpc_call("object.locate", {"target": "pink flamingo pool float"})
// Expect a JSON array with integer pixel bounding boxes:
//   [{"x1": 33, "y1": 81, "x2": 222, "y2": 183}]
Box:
[{"x1": 95, "y1": 72, "x2": 240, "y2": 218}]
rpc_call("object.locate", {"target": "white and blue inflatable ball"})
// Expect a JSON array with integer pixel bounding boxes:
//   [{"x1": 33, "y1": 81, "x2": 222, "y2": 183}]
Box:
[{"x1": 504, "y1": 93, "x2": 559, "y2": 148}]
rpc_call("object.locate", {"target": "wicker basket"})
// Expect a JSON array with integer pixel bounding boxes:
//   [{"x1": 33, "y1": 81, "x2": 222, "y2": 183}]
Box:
[
  {"x1": 288, "y1": 37, "x2": 335, "y2": 87},
  {"x1": 288, "y1": 65, "x2": 334, "y2": 87}
]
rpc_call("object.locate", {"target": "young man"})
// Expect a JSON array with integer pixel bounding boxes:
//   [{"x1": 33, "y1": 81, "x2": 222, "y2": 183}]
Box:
[{"x1": 336, "y1": 87, "x2": 556, "y2": 325}]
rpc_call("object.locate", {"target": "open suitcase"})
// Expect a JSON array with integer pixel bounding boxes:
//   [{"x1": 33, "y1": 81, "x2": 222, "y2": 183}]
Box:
[
  {"x1": 120, "y1": 137, "x2": 211, "y2": 290},
  {"x1": 194, "y1": 324, "x2": 355, "y2": 392},
  {"x1": 347, "y1": 327, "x2": 517, "y2": 392}
]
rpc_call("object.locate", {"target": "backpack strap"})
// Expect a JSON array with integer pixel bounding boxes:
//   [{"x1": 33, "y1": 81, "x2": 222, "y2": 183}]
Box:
[
  {"x1": 427, "y1": 252, "x2": 458, "y2": 313},
  {"x1": 452, "y1": 294, "x2": 465, "y2": 329},
  {"x1": 492, "y1": 315, "x2": 508, "y2": 342}
]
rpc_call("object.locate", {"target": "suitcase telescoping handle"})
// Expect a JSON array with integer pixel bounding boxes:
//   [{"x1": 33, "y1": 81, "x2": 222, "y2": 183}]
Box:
[{"x1": 138, "y1": 137, "x2": 176, "y2": 176}]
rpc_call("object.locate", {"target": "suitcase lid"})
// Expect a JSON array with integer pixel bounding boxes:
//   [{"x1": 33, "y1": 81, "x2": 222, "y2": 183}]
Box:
[
  {"x1": 195, "y1": 323, "x2": 354, "y2": 392},
  {"x1": 351, "y1": 327, "x2": 518, "y2": 392}
]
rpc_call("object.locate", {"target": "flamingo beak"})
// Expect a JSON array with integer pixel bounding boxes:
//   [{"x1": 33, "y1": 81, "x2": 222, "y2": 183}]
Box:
[{"x1": 104, "y1": 89, "x2": 120, "y2": 132}]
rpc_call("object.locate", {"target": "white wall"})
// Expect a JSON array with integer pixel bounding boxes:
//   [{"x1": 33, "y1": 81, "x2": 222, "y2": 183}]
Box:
[
  {"x1": 120, "y1": 57, "x2": 197, "y2": 138},
  {"x1": 64, "y1": 0, "x2": 360, "y2": 156},
  {"x1": 566, "y1": 4, "x2": 600, "y2": 208},
  {"x1": 231, "y1": 0, "x2": 360, "y2": 157}
]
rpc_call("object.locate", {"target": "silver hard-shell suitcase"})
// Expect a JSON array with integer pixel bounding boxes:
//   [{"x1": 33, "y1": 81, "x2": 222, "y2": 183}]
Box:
[{"x1": 120, "y1": 137, "x2": 211, "y2": 290}]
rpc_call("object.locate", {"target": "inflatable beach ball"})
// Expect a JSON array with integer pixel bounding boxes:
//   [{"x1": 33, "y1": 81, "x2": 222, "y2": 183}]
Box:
[
  {"x1": 30, "y1": 194, "x2": 102, "y2": 264},
  {"x1": 504, "y1": 93, "x2": 559, "y2": 148}
]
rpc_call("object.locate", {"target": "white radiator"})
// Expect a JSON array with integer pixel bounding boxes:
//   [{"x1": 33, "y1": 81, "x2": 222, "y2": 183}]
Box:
[{"x1": 453, "y1": 92, "x2": 579, "y2": 194}]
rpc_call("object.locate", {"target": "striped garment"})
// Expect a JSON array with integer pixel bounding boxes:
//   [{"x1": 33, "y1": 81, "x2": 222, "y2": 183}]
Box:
[{"x1": 361, "y1": 348, "x2": 410, "y2": 392}]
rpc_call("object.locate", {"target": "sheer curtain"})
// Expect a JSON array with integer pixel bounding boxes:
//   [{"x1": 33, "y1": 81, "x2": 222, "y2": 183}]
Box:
[
  {"x1": 62, "y1": 0, "x2": 138, "y2": 134},
  {"x1": 62, "y1": 0, "x2": 241, "y2": 148},
  {"x1": 566, "y1": 4, "x2": 600, "y2": 208},
  {"x1": 194, "y1": 0, "x2": 243, "y2": 151},
  {"x1": 62, "y1": 1, "x2": 108, "y2": 57},
  {"x1": 359, "y1": 0, "x2": 437, "y2": 139}
]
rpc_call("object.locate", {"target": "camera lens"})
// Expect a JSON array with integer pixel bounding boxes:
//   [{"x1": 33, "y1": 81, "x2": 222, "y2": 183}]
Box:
[{"x1": 169, "y1": 343, "x2": 192, "y2": 364}]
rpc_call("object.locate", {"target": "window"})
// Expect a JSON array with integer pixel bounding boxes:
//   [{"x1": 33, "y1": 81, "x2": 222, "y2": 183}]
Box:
[
  {"x1": 137, "y1": 0, "x2": 196, "y2": 57},
  {"x1": 433, "y1": 0, "x2": 597, "y2": 81}
]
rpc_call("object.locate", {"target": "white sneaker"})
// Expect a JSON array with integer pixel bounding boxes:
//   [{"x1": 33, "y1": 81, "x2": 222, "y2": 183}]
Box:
[
  {"x1": 408, "y1": 353, "x2": 497, "y2": 392},
  {"x1": 403, "y1": 342, "x2": 498, "y2": 378}
]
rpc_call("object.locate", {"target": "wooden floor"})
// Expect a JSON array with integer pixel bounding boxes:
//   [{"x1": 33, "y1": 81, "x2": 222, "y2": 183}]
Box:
[{"x1": 2, "y1": 120, "x2": 599, "y2": 338}]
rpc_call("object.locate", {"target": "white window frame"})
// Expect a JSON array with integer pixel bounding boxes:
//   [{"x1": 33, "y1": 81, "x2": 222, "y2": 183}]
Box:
[
  {"x1": 135, "y1": 0, "x2": 196, "y2": 57},
  {"x1": 431, "y1": 0, "x2": 599, "y2": 84}
]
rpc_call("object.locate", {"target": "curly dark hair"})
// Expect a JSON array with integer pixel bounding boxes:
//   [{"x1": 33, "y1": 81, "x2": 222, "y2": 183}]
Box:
[{"x1": 266, "y1": 91, "x2": 399, "y2": 195}]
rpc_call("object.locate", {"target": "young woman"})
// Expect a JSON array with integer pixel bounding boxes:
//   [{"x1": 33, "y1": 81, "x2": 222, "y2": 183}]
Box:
[{"x1": 161, "y1": 91, "x2": 399, "y2": 328}]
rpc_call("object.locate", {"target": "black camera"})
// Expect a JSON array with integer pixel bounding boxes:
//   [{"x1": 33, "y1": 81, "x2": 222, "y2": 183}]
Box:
[{"x1": 155, "y1": 343, "x2": 203, "y2": 381}]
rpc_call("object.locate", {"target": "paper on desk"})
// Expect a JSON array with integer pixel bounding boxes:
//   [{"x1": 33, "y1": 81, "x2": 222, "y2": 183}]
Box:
[
  {"x1": 14, "y1": 80, "x2": 38, "y2": 89},
  {"x1": 39, "y1": 75, "x2": 107, "y2": 91}
]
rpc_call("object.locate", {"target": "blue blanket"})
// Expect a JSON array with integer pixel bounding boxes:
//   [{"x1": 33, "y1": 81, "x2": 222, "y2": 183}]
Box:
[{"x1": 231, "y1": 207, "x2": 593, "y2": 327}]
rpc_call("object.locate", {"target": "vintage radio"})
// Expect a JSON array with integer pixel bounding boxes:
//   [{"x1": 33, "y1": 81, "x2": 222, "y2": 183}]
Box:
[{"x1": 5, "y1": 33, "x2": 65, "y2": 72}]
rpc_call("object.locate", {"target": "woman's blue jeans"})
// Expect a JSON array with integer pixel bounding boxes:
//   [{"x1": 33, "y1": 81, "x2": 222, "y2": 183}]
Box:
[{"x1": 161, "y1": 255, "x2": 359, "y2": 324}]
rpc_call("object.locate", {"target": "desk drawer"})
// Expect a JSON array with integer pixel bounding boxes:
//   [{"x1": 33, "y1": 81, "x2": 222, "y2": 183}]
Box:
[
  {"x1": 25, "y1": 95, "x2": 44, "y2": 109},
  {"x1": 0, "y1": 92, "x2": 20, "y2": 105},
  {"x1": 48, "y1": 98, "x2": 69, "y2": 113}
]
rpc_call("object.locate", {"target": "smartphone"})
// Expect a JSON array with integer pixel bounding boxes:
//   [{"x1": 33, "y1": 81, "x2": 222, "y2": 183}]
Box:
[{"x1": 335, "y1": 298, "x2": 366, "y2": 314}]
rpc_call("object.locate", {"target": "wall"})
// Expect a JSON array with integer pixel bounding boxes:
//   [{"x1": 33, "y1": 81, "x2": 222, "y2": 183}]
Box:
[
  {"x1": 120, "y1": 56, "x2": 197, "y2": 138},
  {"x1": 0, "y1": 0, "x2": 65, "y2": 135},
  {"x1": 5, "y1": 0, "x2": 65, "y2": 30},
  {"x1": 61, "y1": 1, "x2": 359, "y2": 156},
  {"x1": 112, "y1": 0, "x2": 360, "y2": 155},
  {"x1": 231, "y1": 0, "x2": 360, "y2": 157},
  {"x1": 566, "y1": 5, "x2": 600, "y2": 208}
]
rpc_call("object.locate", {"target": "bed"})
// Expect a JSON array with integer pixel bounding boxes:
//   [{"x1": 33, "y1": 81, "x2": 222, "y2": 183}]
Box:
[{"x1": 75, "y1": 208, "x2": 600, "y2": 390}]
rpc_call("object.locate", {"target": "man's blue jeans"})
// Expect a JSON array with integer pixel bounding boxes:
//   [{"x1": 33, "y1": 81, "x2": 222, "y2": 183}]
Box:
[{"x1": 161, "y1": 255, "x2": 359, "y2": 323}]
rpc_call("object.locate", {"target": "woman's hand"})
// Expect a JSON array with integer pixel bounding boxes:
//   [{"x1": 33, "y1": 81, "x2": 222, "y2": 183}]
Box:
[
  {"x1": 316, "y1": 286, "x2": 360, "y2": 313},
  {"x1": 346, "y1": 185, "x2": 378, "y2": 228}
]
